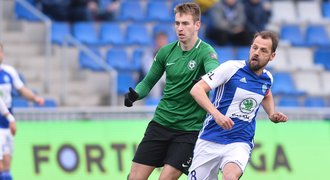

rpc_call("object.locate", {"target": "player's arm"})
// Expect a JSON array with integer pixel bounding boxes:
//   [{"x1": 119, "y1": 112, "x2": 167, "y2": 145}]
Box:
[
  {"x1": 124, "y1": 49, "x2": 165, "y2": 107},
  {"x1": 18, "y1": 86, "x2": 44, "y2": 106},
  {"x1": 0, "y1": 98, "x2": 16, "y2": 135},
  {"x1": 262, "y1": 90, "x2": 288, "y2": 123},
  {"x1": 190, "y1": 79, "x2": 234, "y2": 130}
]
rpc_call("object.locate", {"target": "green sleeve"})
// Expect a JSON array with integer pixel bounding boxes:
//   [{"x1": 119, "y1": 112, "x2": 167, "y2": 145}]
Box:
[
  {"x1": 135, "y1": 50, "x2": 165, "y2": 100},
  {"x1": 203, "y1": 46, "x2": 220, "y2": 72}
]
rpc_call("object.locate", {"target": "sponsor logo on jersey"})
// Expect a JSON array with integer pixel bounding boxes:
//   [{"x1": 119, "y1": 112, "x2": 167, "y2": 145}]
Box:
[
  {"x1": 188, "y1": 60, "x2": 197, "y2": 70},
  {"x1": 239, "y1": 98, "x2": 257, "y2": 114}
]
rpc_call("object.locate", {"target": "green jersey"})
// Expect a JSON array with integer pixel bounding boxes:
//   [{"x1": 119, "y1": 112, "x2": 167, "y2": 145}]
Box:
[{"x1": 135, "y1": 39, "x2": 219, "y2": 131}]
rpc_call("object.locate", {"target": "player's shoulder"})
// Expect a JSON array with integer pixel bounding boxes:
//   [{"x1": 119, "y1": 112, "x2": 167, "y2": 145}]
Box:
[
  {"x1": 198, "y1": 40, "x2": 216, "y2": 51},
  {"x1": 222, "y1": 60, "x2": 246, "y2": 68},
  {"x1": 1, "y1": 64, "x2": 17, "y2": 73}
]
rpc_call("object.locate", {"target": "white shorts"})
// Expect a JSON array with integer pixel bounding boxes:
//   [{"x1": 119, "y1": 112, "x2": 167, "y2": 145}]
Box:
[
  {"x1": 0, "y1": 129, "x2": 14, "y2": 160},
  {"x1": 188, "y1": 138, "x2": 251, "y2": 179}
]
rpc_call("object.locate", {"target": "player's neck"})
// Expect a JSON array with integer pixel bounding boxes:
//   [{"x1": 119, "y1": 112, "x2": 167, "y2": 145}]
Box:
[{"x1": 180, "y1": 36, "x2": 198, "y2": 51}]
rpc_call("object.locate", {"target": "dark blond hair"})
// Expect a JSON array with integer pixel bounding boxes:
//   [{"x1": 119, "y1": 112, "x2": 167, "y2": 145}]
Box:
[
  {"x1": 174, "y1": 2, "x2": 201, "y2": 23},
  {"x1": 253, "y1": 31, "x2": 279, "y2": 53}
]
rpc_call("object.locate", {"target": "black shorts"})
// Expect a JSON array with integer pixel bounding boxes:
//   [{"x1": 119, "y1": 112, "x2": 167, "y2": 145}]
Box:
[{"x1": 133, "y1": 121, "x2": 199, "y2": 175}]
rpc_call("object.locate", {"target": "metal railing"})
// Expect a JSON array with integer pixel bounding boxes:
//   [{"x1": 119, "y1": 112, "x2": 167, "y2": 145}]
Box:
[
  {"x1": 61, "y1": 35, "x2": 118, "y2": 106},
  {"x1": 15, "y1": 0, "x2": 52, "y2": 93}
]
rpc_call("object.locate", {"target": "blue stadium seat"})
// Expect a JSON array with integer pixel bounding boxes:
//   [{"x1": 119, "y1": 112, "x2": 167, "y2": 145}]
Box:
[
  {"x1": 278, "y1": 96, "x2": 301, "y2": 107},
  {"x1": 322, "y1": 2, "x2": 330, "y2": 19},
  {"x1": 280, "y1": 24, "x2": 306, "y2": 46},
  {"x1": 126, "y1": 23, "x2": 151, "y2": 45},
  {"x1": 153, "y1": 23, "x2": 176, "y2": 43},
  {"x1": 15, "y1": 0, "x2": 40, "y2": 21},
  {"x1": 51, "y1": 22, "x2": 71, "y2": 45},
  {"x1": 314, "y1": 48, "x2": 330, "y2": 70},
  {"x1": 106, "y1": 48, "x2": 138, "y2": 71},
  {"x1": 132, "y1": 48, "x2": 144, "y2": 72},
  {"x1": 119, "y1": 1, "x2": 145, "y2": 21},
  {"x1": 34, "y1": 98, "x2": 57, "y2": 108},
  {"x1": 146, "y1": 1, "x2": 171, "y2": 22},
  {"x1": 117, "y1": 72, "x2": 137, "y2": 95},
  {"x1": 236, "y1": 46, "x2": 250, "y2": 60},
  {"x1": 12, "y1": 97, "x2": 30, "y2": 108},
  {"x1": 271, "y1": 72, "x2": 304, "y2": 96},
  {"x1": 305, "y1": 25, "x2": 330, "y2": 47},
  {"x1": 100, "y1": 22, "x2": 125, "y2": 45},
  {"x1": 303, "y1": 96, "x2": 326, "y2": 107},
  {"x1": 214, "y1": 47, "x2": 236, "y2": 64},
  {"x1": 145, "y1": 96, "x2": 161, "y2": 106},
  {"x1": 79, "y1": 48, "x2": 105, "y2": 71},
  {"x1": 72, "y1": 22, "x2": 102, "y2": 46}
]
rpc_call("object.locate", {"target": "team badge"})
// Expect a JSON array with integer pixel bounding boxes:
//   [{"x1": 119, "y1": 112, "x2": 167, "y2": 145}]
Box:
[
  {"x1": 239, "y1": 98, "x2": 257, "y2": 114},
  {"x1": 262, "y1": 84, "x2": 268, "y2": 94},
  {"x1": 209, "y1": 52, "x2": 217, "y2": 60},
  {"x1": 188, "y1": 60, "x2": 197, "y2": 70}
]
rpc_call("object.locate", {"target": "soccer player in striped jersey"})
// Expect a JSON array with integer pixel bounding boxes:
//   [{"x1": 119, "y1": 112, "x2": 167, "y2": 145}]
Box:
[
  {"x1": 188, "y1": 31, "x2": 288, "y2": 180},
  {"x1": 124, "y1": 2, "x2": 220, "y2": 180},
  {"x1": 0, "y1": 43, "x2": 44, "y2": 180}
]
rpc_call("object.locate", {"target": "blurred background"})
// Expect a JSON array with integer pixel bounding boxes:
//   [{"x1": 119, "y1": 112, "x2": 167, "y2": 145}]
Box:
[{"x1": 0, "y1": 0, "x2": 330, "y2": 179}]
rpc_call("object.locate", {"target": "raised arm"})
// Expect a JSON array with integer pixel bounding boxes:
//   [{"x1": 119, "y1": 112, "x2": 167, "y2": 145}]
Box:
[{"x1": 262, "y1": 90, "x2": 288, "y2": 123}]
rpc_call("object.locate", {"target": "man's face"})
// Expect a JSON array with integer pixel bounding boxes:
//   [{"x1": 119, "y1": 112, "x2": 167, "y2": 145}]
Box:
[
  {"x1": 248, "y1": 36, "x2": 275, "y2": 73},
  {"x1": 175, "y1": 13, "x2": 200, "y2": 43}
]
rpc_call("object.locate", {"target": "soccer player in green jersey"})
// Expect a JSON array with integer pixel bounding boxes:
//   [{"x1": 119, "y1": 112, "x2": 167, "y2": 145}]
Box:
[{"x1": 124, "y1": 2, "x2": 220, "y2": 180}]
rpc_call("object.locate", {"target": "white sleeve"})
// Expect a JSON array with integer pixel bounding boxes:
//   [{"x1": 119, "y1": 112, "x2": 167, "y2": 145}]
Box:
[
  {"x1": 202, "y1": 60, "x2": 242, "y2": 90},
  {"x1": 3, "y1": 65, "x2": 24, "y2": 90},
  {"x1": 0, "y1": 98, "x2": 9, "y2": 115}
]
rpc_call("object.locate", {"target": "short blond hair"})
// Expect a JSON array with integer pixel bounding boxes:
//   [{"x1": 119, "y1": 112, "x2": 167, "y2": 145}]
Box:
[{"x1": 174, "y1": 2, "x2": 201, "y2": 23}]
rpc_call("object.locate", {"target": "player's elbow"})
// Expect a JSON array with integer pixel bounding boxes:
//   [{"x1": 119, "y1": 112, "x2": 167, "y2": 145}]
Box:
[{"x1": 190, "y1": 84, "x2": 200, "y2": 99}]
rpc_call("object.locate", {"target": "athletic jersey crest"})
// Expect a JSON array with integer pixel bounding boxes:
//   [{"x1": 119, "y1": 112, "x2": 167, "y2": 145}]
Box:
[{"x1": 187, "y1": 60, "x2": 197, "y2": 70}]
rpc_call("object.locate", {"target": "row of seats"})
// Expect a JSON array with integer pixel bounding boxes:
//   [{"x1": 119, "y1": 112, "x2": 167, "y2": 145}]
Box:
[
  {"x1": 271, "y1": 1, "x2": 330, "y2": 24},
  {"x1": 280, "y1": 24, "x2": 330, "y2": 47},
  {"x1": 52, "y1": 22, "x2": 176, "y2": 46},
  {"x1": 277, "y1": 96, "x2": 329, "y2": 107}
]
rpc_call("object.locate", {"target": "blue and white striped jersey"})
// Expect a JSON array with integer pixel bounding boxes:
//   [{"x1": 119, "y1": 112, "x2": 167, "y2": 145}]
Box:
[
  {"x1": 200, "y1": 60, "x2": 273, "y2": 148},
  {"x1": 0, "y1": 64, "x2": 24, "y2": 128}
]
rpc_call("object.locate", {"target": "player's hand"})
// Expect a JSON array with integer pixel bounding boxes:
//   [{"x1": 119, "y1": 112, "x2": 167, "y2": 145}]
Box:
[
  {"x1": 124, "y1": 87, "x2": 138, "y2": 107},
  {"x1": 9, "y1": 121, "x2": 16, "y2": 136},
  {"x1": 269, "y1": 112, "x2": 288, "y2": 123},
  {"x1": 215, "y1": 114, "x2": 234, "y2": 130},
  {"x1": 34, "y1": 96, "x2": 45, "y2": 106}
]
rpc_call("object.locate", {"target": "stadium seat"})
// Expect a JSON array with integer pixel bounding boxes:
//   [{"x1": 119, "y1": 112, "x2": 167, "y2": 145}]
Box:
[
  {"x1": 268, "y1": 47, "x2": 291, "y2": 71},
  {"x1": 14, "y1": 0, "x2": 40, "y2": 21},
  {"x1": 293, "y1": 71, "x2": 324, "y2": 96},
  {"x1": 277, "y1": 96, "x2": 301, "y2": 107},
  {"x1": 236, "y1": 46, "x2": 250, "y2": 60},
  {"x1": 271, "y1": 72, "x2": 304, "y2": 96},
  {"x1": 320, "y1": 72, "x2": 330, "y2": 96},
  {"x1": 322, "y1": 2, "x2": 330, "y2": 19},
  {"x1": 280, "y1": 24, "x2": 306, "y2": 46},
  {"x1": 314, "y1": 48, "x2": 330, "y2": 70},
  {"x1": 117, "y1": 72, "x2": 137, "y2": 95},
  {"x1": 51, "y1": 22, "x2": 71, "y2": 45},
  {"x1": 305, "y1": 25, "x2": 330, "y2": 47},
  {"x1": 270, "y1": 1, "x2": 297, "y2": 24},
  {"x1": 146, "y1": 1, "x2": 172, "y2": 22},
  {"x1": 106, "y1": 48, "x2": 138, "y2": 71},
  {"x1": 72, "y1": 22, "x2": 102, "y2": 46},
  {"x1": 153, "y1": 23, "x2": 177, "y2": 43},
  {"x1": 131, "y1": 48, "x2": 144, "y2": 72},
  {"x1": 287, "y1": 47, "x2": 324, "y2": 71},
  {"x1": 145, "y1": 96, "x2": 161, "y2": 106},
  {"x1": 297, "y1": 1, "x2": 324, "y2": 23},
  {"x1": 126, "y1": 23, "x2": 151, "y2": 46},
  {"x1": 12, "y1": 97, "x2": 30, "y2": 108},
  {"x1": 214, "y1": 46, "x2": 236, "y2": 64},
  {"x1": 119, "y1": 1, "x2": 145, "y2": 21},
  {"x1": 79, "y1": 48, "x2": 105, "y2": 72},
  {"x1": 100, "y1": 22, "x2": 125, "y2": 45},
  {"x1": 34, "y1": 98, "x2": 57, "y2": 108},
  {"x1": 303, "y1": 97, "x2": 327, "y2": 107}
]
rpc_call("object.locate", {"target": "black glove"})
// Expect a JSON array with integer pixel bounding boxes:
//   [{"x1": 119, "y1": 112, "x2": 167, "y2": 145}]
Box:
[{"x1": 124, "y1": 87, "x2": 139, "y2": 107}]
